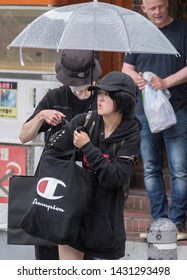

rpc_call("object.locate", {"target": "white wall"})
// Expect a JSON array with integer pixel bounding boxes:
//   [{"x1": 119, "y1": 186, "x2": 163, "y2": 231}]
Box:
[{"x1": 0, "y1": 72, "x2": 61, "y2": 145}]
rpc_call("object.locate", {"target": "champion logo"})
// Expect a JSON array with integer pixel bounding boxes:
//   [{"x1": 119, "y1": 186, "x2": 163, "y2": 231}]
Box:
[{"x1": 37, "y1": 177, "x2": 66, "y2": 200}]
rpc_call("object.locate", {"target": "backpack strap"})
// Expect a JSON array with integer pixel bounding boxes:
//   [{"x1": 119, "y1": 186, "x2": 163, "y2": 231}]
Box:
[
  {"x1": 83, "y1": 111, "x2": 96, "y2": 136},
  {"x1": 83, "y1": 111, "x2": 99, "y2": 147}
]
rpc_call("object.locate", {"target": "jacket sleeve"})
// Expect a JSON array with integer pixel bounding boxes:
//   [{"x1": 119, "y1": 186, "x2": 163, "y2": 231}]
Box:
[{"x1": 80, "y1": 133, "x2": 140, "y2": 189}]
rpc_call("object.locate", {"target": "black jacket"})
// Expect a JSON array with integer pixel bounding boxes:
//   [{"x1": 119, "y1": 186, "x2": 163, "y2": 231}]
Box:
[{"x1": 49, "y1": 111, "x2": 141, "y2": 259}]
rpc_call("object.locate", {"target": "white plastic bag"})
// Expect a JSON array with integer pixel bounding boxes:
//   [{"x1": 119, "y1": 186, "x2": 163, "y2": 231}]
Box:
[{"x1": 142, "y1": 72, "x2": 177, "y2": 133}]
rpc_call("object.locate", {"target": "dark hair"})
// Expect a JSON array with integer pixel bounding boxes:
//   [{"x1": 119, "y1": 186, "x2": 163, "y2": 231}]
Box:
[{"x1": 109, "y1": 91, "x2": 137, "y2": 119}]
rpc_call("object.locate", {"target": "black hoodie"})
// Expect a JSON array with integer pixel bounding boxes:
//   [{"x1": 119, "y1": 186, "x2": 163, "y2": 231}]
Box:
[{"x1": 50, "y1": 110, "x2": 141, "y2": 259}]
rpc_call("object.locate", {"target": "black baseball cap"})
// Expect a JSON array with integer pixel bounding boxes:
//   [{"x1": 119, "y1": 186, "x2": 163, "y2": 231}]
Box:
[{"x1": 88, "y1": 71, "x2": 136, "y2": 97}]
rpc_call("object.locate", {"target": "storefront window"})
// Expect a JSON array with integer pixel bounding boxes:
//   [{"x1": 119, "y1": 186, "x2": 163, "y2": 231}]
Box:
[{"x1": 0, "y1": 6, "x2": 58, "y2": 72}]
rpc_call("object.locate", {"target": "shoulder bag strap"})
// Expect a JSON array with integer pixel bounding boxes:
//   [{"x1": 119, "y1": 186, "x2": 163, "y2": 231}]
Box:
[{"x1": 34, "y1": 126, "x2": 55, "y2": 175}]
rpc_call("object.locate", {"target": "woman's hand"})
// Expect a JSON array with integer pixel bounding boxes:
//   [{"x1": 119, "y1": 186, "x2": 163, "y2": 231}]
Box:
[{"x1": 73, "y1": 130, "x2": 90, "y2": 149}]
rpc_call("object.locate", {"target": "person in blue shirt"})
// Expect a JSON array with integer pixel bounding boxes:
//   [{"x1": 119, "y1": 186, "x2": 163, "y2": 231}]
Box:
[{"x1": 122, "y1": 0, "x2": 187, "y2": 240}]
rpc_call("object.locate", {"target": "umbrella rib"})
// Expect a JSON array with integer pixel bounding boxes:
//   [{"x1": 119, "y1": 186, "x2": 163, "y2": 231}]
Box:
[
  {"x1": 57, "y1": 11, "x2": 74, "y2": 51},
  {"x1": 118, "y1": 12, "x2": 131, "y2": 53}
]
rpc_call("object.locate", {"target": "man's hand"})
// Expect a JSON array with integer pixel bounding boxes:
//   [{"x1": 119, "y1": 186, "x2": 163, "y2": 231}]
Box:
[
  {"x1": 150, "y1": 75, "x2": 167, "y2": 91},
  {"x1": 39, "y1": 109, "x2": 65, "y2": 126},
  {"x1": 137, "y1": 72, "x2": 147, "y2": 90}
]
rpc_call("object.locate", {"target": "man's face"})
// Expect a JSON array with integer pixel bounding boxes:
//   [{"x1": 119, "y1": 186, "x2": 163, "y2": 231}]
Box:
[{"x1": 141, "y1": 0, "x2": 169, "y2": 28}]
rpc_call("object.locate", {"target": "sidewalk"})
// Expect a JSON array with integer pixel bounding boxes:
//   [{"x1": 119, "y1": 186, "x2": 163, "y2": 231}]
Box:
[
  {"x1": 1, "y1": 231, "x2": 186, "y2": 260},
  {"x1": 123, "y1": 240, "x2": 187, "y2": 260},
  {"x1": 0, "y1": 231, "x2": 34, "y2": 260}
]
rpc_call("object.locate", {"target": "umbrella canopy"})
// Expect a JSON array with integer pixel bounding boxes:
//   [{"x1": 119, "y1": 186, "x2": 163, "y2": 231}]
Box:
[{"x1": 7, "y1": 1, "x2": 179, "y2": 56}]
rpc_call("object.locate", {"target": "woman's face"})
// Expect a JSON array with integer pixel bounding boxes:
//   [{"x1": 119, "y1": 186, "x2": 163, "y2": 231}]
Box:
[{"x1": 97, "y1": 90, "x2": 115, "y2": 116}]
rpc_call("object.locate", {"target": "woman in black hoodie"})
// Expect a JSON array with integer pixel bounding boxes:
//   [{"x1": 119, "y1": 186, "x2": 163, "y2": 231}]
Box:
[{"x1": 55, "y1": 71, "x2": 141, "y2": 260}]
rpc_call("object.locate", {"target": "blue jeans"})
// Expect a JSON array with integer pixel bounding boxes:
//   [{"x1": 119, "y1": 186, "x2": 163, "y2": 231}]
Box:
[{"x1": 137, "y1": 109, "x2": 187, "y2": 225}]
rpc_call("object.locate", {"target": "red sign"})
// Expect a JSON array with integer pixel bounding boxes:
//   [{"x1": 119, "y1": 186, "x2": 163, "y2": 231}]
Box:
[{"x1": 0, "y1": 145, "x2": 27, "y2": 204}]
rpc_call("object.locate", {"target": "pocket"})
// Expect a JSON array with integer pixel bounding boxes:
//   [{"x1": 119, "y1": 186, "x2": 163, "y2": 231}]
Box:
[{"x1": 80, "y1": 212, "x2": 115, "y2": 251}]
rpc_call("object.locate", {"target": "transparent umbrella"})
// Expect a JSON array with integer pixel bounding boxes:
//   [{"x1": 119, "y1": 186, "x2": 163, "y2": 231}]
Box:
[{"x1": 7, "y1": 0, "x2": 179, "y2": 65}]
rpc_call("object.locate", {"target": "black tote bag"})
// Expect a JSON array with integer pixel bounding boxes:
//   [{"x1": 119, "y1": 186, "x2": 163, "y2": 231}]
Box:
[
  {"x1": 7, "y1": 175, "x2": 55, "y2": 245},
  {"x1": 7, "y1": 126, "x2": 56, "y2": 246},
  {"x1": 7, "y1": 112, "x2": 95, "y2": 245},
  {"x1": 20, "y1": 149, "x2": 95, "y2": 245}
]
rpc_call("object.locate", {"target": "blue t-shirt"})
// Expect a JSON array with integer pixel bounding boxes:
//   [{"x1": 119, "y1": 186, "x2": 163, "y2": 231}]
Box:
[{"x1": 123, "y1": 19, "x2": 187, "y2": 114}]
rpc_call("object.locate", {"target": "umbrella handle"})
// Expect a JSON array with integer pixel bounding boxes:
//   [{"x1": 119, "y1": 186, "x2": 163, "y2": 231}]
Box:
[{"x1": 19, "y1": 47, "x2": 25, "y2": 67}]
